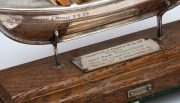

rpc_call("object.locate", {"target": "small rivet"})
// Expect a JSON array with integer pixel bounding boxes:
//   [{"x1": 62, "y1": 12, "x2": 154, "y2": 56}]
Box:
[
  {"x1": 84, "y1": 68, "x2": 89, "y2": 72},
  {"x1": 130, "y1": 92, "x2": 134, "y2": 96},
  {"x1": 144, "y1": 38, "x2": 149, "y2": 40},
  {"x1": 147, "y1": 86, "x2": 152, "y2": 91}
]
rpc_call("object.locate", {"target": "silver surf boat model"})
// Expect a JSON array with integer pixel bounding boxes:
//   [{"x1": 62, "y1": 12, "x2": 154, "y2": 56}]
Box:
[{"x1": 0, "y1": 0, "x2": 179, "y2": 68}]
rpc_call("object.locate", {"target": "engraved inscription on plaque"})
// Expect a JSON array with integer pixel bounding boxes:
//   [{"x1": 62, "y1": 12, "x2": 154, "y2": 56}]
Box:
[{"x1": 71, "y1": 38, "x2": 161, "y2": 72}]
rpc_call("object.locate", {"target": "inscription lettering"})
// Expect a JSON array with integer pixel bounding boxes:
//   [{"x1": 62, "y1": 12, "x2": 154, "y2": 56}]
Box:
[
  {"x1": 72, "y1": 38, "x2": 161, "y2": 72},
  {"x1": 0, "y1": 12, "x2": 90, "y2": 23}
]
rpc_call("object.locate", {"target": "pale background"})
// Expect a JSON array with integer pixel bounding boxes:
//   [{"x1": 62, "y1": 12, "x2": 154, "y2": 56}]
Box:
[{"x1": 0, "y1": 5, "x2": 180, "y2": 103}]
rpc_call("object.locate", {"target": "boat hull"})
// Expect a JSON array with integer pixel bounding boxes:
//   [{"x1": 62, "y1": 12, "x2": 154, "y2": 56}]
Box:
[{"x1": 0, "y1": 0, "x2": 179, "y2": 45}]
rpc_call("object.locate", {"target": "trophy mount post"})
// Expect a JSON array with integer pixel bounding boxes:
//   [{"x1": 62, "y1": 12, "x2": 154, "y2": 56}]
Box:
[
  {"x1": 156, "y1": 0, "x2": 171, "y2": 40},
  {"x1": 50, "y1": 30, "x2": 65, "y2": 69}
]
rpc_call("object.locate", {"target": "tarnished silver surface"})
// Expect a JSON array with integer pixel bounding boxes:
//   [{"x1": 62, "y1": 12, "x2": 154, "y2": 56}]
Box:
[
  {"x1": 0, "y1": 0, "x2": 179, "y2": 45},
  {"x1": 71, "y1": 38, "x2": 161, "y2": 72},
  {"x1": 128, "y1": 84, "x2": 153, "y2": 98},
  {"x1": 0, "y1": 0, "x2": 141, "y2": 44}
]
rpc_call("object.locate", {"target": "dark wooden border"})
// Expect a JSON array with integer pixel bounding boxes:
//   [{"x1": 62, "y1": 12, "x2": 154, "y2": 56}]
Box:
[{"x1": 0, "y1": 84, "x2": 11, "y2": 103}]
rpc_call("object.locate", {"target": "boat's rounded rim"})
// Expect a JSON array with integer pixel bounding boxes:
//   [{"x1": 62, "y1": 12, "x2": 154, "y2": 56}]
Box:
[{"x1": 0, "y1": 0, "x2": 113, "y2": 13}]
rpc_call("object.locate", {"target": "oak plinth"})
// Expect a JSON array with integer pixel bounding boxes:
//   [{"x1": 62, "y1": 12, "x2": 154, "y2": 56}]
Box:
[{"x1": 0, "y1": 21, "x2": 180, "y2": 103}]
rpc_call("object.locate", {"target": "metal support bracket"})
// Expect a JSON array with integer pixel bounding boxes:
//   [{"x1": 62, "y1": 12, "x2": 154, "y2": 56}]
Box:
[
  {"x1": 156, "y1": 0, "x2": 171, "y2": 40},
  {"x1": 51, "y1": 30, "x2": 65, "y2": 69}
]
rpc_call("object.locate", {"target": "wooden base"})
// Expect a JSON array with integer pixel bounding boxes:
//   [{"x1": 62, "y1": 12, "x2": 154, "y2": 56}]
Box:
[{"x1": 0, "y1": 21, "x2": 180, "y2": 103}]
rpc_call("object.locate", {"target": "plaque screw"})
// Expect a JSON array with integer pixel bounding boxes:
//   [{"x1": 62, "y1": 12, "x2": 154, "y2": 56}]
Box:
[
  {"x1": 84, "y1": 68, "x2": 89, "y2": 72},
  {"x1": 144, "y1": 38, "x2": 149, "y2": 40},
  {"x1": 130, "y1": 92, "x2": 134, "y2": 96},
  {"x1": 146, "y1": 86, "x2": 152, "y2": 91}
]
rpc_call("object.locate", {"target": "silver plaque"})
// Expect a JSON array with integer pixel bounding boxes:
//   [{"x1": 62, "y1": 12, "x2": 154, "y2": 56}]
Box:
[
  {"x1": 71, "y1": 38, "x2": 162, "y2": 72},
  {"x1": 128, "y1": 84, "x2": 153, "y2": 98}
]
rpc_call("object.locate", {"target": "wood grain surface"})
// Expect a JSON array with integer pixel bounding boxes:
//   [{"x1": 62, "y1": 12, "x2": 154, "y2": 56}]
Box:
[
  {"x1": 0, "y1": 84, "x2": 11, "y2": 103},
  {"x1": 0, "y1": 20, "x2": 180, "y2": 103}
]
